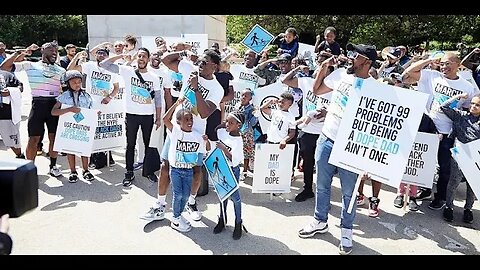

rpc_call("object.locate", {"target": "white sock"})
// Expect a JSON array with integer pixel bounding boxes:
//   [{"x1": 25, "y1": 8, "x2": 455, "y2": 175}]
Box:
[
  {"x1": 188, "y1": 194, "x2": 196, "y2": 205},
  {"x1": 154, "y1": 195, "x2": 166, "y2": 208},
  {"x1": 341, "y1": 228, "x2": 353, "y2": 247}
]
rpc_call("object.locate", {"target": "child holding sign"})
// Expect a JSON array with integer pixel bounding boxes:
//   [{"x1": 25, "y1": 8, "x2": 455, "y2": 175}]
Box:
[
  {"x1": 441, "y1": 93, "x2": 480, "y2": 223},
  {"x1": 238, "y1": 88, "x2": 258, "y2": 177},
  {"x1": 205, "y1": 110, "x2": 246, "y2": 240},
  {"x1": 163, "y1": 98, "x2": 206, "y2": 233},
  {"x1": 51, "y1": 70, "x2": 94, "y2": 183}
]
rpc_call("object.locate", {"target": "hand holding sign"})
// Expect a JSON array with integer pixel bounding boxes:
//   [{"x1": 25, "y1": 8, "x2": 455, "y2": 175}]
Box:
[
  {"x1": 188, "y1": 72, "x2": 198, "y2": 91},
  {"x1": 69, "y1": 106, "x2": 81, "y2": 114}
]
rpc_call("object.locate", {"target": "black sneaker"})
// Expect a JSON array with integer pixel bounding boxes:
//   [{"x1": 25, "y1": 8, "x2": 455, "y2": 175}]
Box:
[
  {"x1": 213, "y1": 217, "x2": 225, "y2": 234},
  {"x1": 463, "y1": 209, "x2": 473, "y2": 224},
  {"x1": 83, "y1": 170, "x2": 95, "y2": 181},
  {"x1": 69, "y1": 172, "x2": 79, "y2": 183},
  {"x1": 443, "y1": 207, "x2": 453, "y2": 222},
  {"x1": 429, "y1": 199, "x2": 446, "y2": 210},
  {"x1": 123, "y1": 171, "x2": 135, "y2": 187},
  {"x1": 294, "y1": 190, "x2": 315, "y2": 202},
  {"x1": 417, "y1": 189, "x2": 433, "y2": 201},
  {"x1": 146, "y1": 174, "x2": 158, "y2": 182},
  {"x1": 393, "y1": 195, "x2": 404, "y2": 208},
  {"x1": 233, "y1": 221, "x2": 243, "y2": 240},
  {"x1": 16, "y1": 153, "x2": 26, "y2": 159}
]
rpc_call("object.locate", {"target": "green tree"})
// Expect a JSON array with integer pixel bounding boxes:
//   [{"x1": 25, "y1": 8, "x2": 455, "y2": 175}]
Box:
[{"x1": 0, "y1": 15, "x2": 88, "y2": 48}]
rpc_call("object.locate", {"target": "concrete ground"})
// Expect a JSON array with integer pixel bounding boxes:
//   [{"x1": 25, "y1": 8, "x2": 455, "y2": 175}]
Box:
[{"x1": 1, "y1": 72, "x2": 479, "y2": 255}]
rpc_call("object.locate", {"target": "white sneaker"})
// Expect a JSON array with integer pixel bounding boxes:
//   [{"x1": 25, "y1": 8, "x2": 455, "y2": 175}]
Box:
[
  {"x1": 49, "y1": 166, "x2": 62, "y2": 177},
  {"x1": 171, "y1": 216, "x2": 192, "y2": 233},
  {"x1": 298, "y1": 219, "x2": 328, "y2": 238},
  {"x1": 140, "y1": 205, "x2": 166, "y2": 221},
  {"x1": 185, "y1": 202, "x2": 202, "y2": 221},
  {"x1": 297, "y1": 123, "x2": 307, "y2": 129},
  {"x1": 338, "y1": 228, "x2": 353, "y2": 255}
]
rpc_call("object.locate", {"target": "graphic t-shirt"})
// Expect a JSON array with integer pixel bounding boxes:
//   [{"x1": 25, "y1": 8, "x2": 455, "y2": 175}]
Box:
[
  {"x1": 168, "y1": 125, "x2": 206, "y2": 169},
  {"x1": 418, "y1": 69, "x2": 476, "y2": 134},
  {"x1": 216, "y1": 128, "x2": 243, "y2": 167},
  {"x1": 266, "y1": 109, "x2": 296, "y2": 143},
  {"x1": 227, "y1": 65, "x2": 264, "y2": 116},
  {"x1": 175, "y1": 59, "x2": 224, "y2": 134},
  {"x1": 14, "y1": 61, "x2": 65, "y2": 97},
  {"x1": 81, "y1": 61, "x2": 120, "y2": 108},
  {"x1": 322, "y1": 68, "x2": 376, "y2": 141},
  {"x1": 149, "y1": 66, "x2": 174, "y2": 111},
  {"x1": 297, "y1": 77, "x2": 332, "y2": 134},
  {"x1": 119, "y1": 65, "x2": 161, "y2": 115},
  {"x1": 0, "y1": 70, "x2": 20, "y2": 120}
]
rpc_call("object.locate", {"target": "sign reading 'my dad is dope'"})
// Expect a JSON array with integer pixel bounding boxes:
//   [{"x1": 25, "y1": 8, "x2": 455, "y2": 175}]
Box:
[
  {"x1": 252, "y1": 144, "x2": 294, "y2": 193},
  {"x1": 54, "y1": 106, "x2": 98, "y2": 157},
  {"x1": 328, "y1": 79, "x2": 428, "y2": 189}
]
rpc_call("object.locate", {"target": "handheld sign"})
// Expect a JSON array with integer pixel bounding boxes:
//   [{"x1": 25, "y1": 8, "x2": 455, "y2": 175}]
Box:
[
  {"x1": 241, "y1": 24, "x2": 274, "y2": 54},
  {"x1": 204, "y1": 147, "x2": 239, "y2": 202}
]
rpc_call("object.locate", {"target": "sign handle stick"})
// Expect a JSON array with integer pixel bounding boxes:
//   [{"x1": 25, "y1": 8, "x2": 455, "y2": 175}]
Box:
[
  {"x1": 403, "y1": 184, "x2": 410, "y2": 211},
  {"x1": 270, "y1": 193, "x2": 273, "y2": 201},
  {"x1": 347, "y1": 176, "x2": 362, "y2": 214}
]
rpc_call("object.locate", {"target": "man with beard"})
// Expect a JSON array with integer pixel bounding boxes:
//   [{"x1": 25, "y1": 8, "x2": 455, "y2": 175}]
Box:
[
  {"x1": 140, "y1": 49, "x2": 224, "y2": 223},
  {"x1": 0, "y1": 42, "x2": 65, "y2": 177},
  {"x1": 68, "y1": 45, "x2": 121, "y2": 167},
  {"x1": 60, "y1": 44, "x2": 77, "y2": 69},
  {"x1": 100, "y1": 47, "x2": 163, "y2": 185},
  {"x1": 298, "y1": 44, "x2": 377, "y2": 255}
]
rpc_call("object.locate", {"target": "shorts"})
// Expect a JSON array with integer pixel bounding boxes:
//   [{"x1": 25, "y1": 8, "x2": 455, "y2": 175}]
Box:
[
  {"x1": 0, "y1": 120, "x2": 21, "y2": 148},
  {"x1": 161, "y1": 135, "x2": 204, "y2": 166},
  {"x1": 28, "y1": 98, "x2": 59, "y2": 137}
]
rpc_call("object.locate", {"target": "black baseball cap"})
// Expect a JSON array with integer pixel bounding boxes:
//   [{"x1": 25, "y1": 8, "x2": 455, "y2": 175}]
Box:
[{"x1": 346, "y1": 43, "x2": 377, "y2": 62}]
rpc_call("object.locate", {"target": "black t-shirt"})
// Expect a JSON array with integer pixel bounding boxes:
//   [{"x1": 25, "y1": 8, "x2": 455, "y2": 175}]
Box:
[
  {"x1": 60, "y1": 56, "x2": 71, "y2": 69},
  {"x1": 0, "y1": 70, "x2": 21, "y2": 120},
  {"x1": 206, "y1": 71, "x2": 233, "y2": 140},
  {"x1": 317, "y1": 40, "x2": 341, "y2": 56}
]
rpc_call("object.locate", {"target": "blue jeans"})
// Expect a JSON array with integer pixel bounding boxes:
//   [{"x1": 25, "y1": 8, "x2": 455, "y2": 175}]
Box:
[
  {"x1": 314, "y1": 134, "x2": 358, "y2": 229},
  {"x1": 170, "y1": 166, "x2": 194, "y2": 218},
  {"x1": 219, "y1": 166, "x2": 242, "y2": 224}
]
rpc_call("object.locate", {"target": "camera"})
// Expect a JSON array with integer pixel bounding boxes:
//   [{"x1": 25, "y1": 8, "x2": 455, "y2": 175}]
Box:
[{"x1": 0, "y1": 159, "x2": 39, "y2": 218}]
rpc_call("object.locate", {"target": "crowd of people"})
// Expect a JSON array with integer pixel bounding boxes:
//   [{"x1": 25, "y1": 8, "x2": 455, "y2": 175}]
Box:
[{"x1": 0, "y1": 25, "x2": 479, "y2": 255}]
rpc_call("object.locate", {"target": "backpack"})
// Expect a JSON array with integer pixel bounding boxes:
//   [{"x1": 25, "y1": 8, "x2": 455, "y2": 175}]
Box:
[{"x1": 90, "y1": 152, "x2": 108, "y2": 169}]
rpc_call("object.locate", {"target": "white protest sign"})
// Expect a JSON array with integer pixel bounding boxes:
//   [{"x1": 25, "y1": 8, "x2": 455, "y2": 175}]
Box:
[
  {"x1": 181, "y1": 34, "x2": 209, "y2": 56},
  {"x1": 92, "y1": 101, "x2": 126, "y2": 153},
  {"x1": 225, "y1": 64, "x2": 260, "y2": 119},
  {"x1": 252, "y1": 144, "x2": 294, "y2": 193},
  {"x1": 402, "y1": 132, "x2": 439, "y2": 188},
  {"x1": 329, "y1": 79, "x2": 428, "y2": 189},
  {"x1": 54, "y1": 106, "x2": 98, "y2": 157},
  {"x1": 451, "y1": 139, "x2": 480, "y2": 199},
  {"x1": 252, "y1": 82, "x2": 288, "y2": 132}
]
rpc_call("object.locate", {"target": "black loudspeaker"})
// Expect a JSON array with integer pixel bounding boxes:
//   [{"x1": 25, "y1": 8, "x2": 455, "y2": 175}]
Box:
[{"x1": 0, "y1": 159, "x2": 39, "y2": 218}]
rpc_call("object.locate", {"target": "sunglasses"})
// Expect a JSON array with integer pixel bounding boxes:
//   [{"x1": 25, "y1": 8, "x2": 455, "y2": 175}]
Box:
[{"x1": 347, "y1": 50, "x2": 368, "y2": 60}]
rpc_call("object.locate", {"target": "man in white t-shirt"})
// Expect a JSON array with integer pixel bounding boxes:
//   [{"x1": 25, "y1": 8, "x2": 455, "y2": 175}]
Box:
[
  {"x1": 145, "y1": 49, "x2": 223, "y2": 222},
  {"x1": 100, "y1": 47, "x2": 163, "y2": 186},
  {"x1": 402, "y1": 52, "x2": 476, "y2": 211},
  {"x1": 298, "y1": 43, "x2": 378, "y2": 255},
  {"x1": 281, "y1": 64, "x2": 333, "y2": 202}
]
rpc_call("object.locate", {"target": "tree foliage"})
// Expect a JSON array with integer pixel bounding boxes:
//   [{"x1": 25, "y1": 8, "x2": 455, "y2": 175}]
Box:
[
  {"x1": 0, "y1": 15, "x2": 88, "y2": 48},
  {"x1": 227, "y1": 15, "x2": 480, "y2": 51}
]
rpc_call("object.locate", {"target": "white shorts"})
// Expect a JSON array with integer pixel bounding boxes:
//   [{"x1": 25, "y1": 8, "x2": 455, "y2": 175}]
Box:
[{"x1": 0, "y1": 120, "x2": 21, "y2": 148}]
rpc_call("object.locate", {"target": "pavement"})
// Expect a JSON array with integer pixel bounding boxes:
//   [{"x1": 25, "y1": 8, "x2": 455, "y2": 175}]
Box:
[{"x1": 2, "y1": 71, "x2": 480, "y2": 255}]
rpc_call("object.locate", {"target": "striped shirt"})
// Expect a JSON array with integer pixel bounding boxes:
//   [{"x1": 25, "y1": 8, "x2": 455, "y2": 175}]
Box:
[{"x1": 14, "y1": 61, "x2": 65, "y2": 97}]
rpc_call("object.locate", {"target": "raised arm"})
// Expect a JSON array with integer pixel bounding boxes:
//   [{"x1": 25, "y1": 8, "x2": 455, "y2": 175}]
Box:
[
  {"x1": 460, "y1": 48, "x2": 480, "y2": 71},
  {"x1": 99, "y1": 54, "x2": 125, "y2": 74},
  {"x1": 401, "y1": 58, "x2": 434, "y2": 85},
  {"x1": 163, "y1": 98, "x2": 182, "y2": 131},
  {"x1": 440, "y1": 93, "x2": 468, "y2": 122},
  {"x1": 312, "y1": 57, "x2": 335, "y2": 95}
]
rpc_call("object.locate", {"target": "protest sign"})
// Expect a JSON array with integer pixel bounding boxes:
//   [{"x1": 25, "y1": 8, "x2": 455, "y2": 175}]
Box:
[
  {"x1": 451, "y1": 140, "x2": 480, "y2": 199},
  {"x1": 204, "y1": 147, "x2": 239, "y2": 202},
  {"x1": 92, "y1": 102, "x2": 125, "y2": 153},
  {"x1": 224, "y1": 64, "x2": 260, "y2": 118},
  {"x1": 252, "y1": 144, "x2": 294, "y2": 193},
  {"x1": 241, "y1": 24, "x2": 274, "y2": 54},
  {"x1": 402, "y1": 132, "x2": 439, "y2": 188},
  {"x1": 54, "y1": 106, "x2": 98, "y2": 156},
  {"x1": 329, "y1": 79, "x2": 428, "y2": 188}
]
